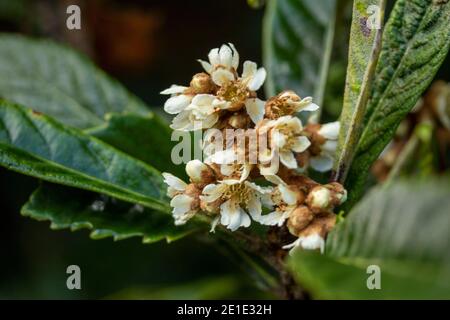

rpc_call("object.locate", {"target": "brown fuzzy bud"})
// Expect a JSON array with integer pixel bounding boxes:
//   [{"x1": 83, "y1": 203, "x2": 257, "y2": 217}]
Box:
[
  {"x1": 287, "y1": 205, "x2": 314, "y2": 236},
  {"x1": 324, "y1": 182, "x2": 347, "y2": 206},
  {"x1": 298, "y1": 212, "x2": 336, "y2": 239},
  {"x1": 190, "y1": 72, "x2": 215, "y2": 94},
  {"x1": 184, "y1": 183, "x2": 202, "y2": 210},
  {"x1": 264, "y1": 90, "x2": 303, "y2": 119}
]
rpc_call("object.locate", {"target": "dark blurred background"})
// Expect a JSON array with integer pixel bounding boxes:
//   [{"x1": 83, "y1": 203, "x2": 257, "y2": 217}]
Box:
[{"x1": 0, "y1": 0, "x2": 269, "y2": 299}]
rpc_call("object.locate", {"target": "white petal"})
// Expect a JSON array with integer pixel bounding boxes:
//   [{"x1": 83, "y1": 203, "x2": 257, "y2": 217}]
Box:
[
  {"x1": 228, "y1": 43, "x2": 239, "y2": 69},
  {"x1": 291, "y1": 136, "x2": 311, "y2": 153},
  {"x1": 259, "y1": 161, "x2": 279, "y2": 176},
  {"x1": 170, "y1": 110, "x2": 192, "y2": 131},
  {"x1": 240, "y1": 163, "x2": 252, "y2": 182},
  {"x1": 200, "y1": 113, "x2": 219, "y2": 129},
  {"x1": 162, "y1": 173, "x2": 187, "y2": 191},
  {"x1": 279, "y1": 185, "x2": 298, "y2": 205},
  {"x1": 310, "y1": 155, "x2": 334, "y2": 172},
  {"x1": 219, "y1": 44, "x2": 233, "y2": 68},
  {"x1": 263, "y1": 174, "x2": 286, "y2": 185},
  {"x1": 245, "y1": 181, "x2": 272, "y2": 194},
  {"x1": 245, "y1": 98, "x2": 265, "y2": 124},
  {"x1": 201, "y1": 183, "x2": 227, "y2": 202},
  {"x1": 272, "y1": 130, "x2": 287, "y2": 149},
  {"x1": 211, "y1": 69, "x2": 235, "y2": 86},
  {"x1": 210, "y1": 216, "x2": 220, "y2": 233},
  {"x1": 191, "y1": 93, "x2": 215, "y2": 107},
  {"x1": 322, "y1": 140, "x2": 337, "y2": 153},
  {"x1": 287, "y1": 116, "x2": 303, "y2": 132},
  {"x1": 164, "y1": 95, "x2": 191, "y2": 114},
  {"x1": 208, "y1": 48, "x2": 220, "y2": 65},
  {"x1": 220, "y1": 200, "x2": 249, "y2": 231},
  {"x1": 197, "y1": 59, "x2": 212, "y2": 73},
  {"x1": 280, "y1": 151, "x2": 297, "y2": 169},
  {"x1": 248, "y1": 68, "x2": 266, "y2": 91},
  {"x1": 319, "y1": 121, "x2": 340, "y2": 140},
  {"x1": 242, "y1": 60, "x2": 257, "y2": 79},
  {"x1": 295, "y1": 97, "x2": 319, "y2": 113},
  {"x1": 259, "y1": 211, "x2": 289, "y2": 226},
  {"x1": 206, "y1": 149, "x2": 237, "y2": 165},
  {"x1": 171, "y1": 194, "x2": 193, "y2": 216},
  {"x1": 220, "y1": 164, "x2": 234, "y2": 176},
  {"x1": 282, "y1": 238, "x2": 302, "y2": 250},
  {"x1": 300, "y1": 234, "x2": 325, "y2": 253},
  {"x1": 301, "y1": 102, "x2": 320, "y2": 112},
  {"x1": 247, "y1": 195, "x2": 262, "y2": 220},
  {"x1": 160, "y1": 85, "x2": 187, "y2": 95}
]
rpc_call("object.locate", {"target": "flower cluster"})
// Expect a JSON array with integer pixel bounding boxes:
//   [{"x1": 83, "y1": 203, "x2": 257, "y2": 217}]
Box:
[{"x1": 161, "y1": 44, "x2": 346, "y2": 253}]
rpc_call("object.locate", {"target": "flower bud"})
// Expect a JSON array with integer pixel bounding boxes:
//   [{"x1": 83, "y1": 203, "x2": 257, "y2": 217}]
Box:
[
  {"x1": 190, "y1": 72, "x2": 215, "y2": 94},
  {"x1": 228, "y1": 113, "x2": 250, "y2": 128},
  {"x1": 185, "y1": 160, "x2": 214, "y2": 184},
  {"x1": 287, "y1": 205, "x2": 314, "y2": 236},
  {"x1": 306, "y1": 186, "x2": 331, "y2": 213},
  {"x1": 324, "y1": 182, "x2": 347, "y2": 206}
]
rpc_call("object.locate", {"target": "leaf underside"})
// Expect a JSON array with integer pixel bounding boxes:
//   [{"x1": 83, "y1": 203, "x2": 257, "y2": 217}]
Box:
[
  {"x1": 22, "y1": 184, "x2": 199, "y2": 244},
  {"x1": 263, "y1": 0, "x2": 336, "y2": 111},
  {"x1": 345, "y1": 0, "x2": 450, "y2": 207}
]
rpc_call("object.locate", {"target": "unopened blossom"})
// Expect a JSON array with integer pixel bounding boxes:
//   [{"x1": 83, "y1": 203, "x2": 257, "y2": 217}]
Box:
[
  {"x1": 185, "y1": 159, "x2": 215, "y2": 185},
  {"x1": 283, "y1": 212, "x2": 336, "y2": 254},
  {"x1": 170, "y1": 94, "x2": 221, "y2": 131},
  {"x1": 258, "y1": 115, "x2": 311, "y2": 175},
  {"x1": 265, "y1": 90, "x2": 319, "y2": 119},
  {"x1": 162, "y1": 173, "x2": 199, "y2": 225},
  {"x1": 305, "y1": 121, "x2": 340, "y2": 172},
  {"x1": 200, "y1": 180, "x2": 272, "y2": 231}
]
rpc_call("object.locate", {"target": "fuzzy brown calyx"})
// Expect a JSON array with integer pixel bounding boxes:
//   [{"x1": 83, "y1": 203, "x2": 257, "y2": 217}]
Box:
[
  {"x1": 287, "y1": 205, "x2": 314, "y2": 236},
  {"x1": 189, "y1": 72, "x2": 216, "y2": 94},
  {"x1": 264, "y1": 90, "x2": 302, "y2": 119}
]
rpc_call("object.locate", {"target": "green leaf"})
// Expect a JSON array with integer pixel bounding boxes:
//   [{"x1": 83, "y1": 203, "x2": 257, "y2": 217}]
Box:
[
  {"x1": 0, "y1": 100, "x2": 168, "y2": 212},
  {"x1": 332, "y1": 0, "x2": 386, "y2": 182},
  {"x1": 263, "y1": 0, "x2": 336, "y2": 113},
  {"x1": 22, "y1": 184, "x2": 197, "y2": 244},
  {"x1": 0, "y1": 34, "x2": 148, "y2": 129},
  {"x1": 289, "y1": 177, "x2": 450, "y2": 299},
  {"x1": 345, "y1": 0, "x2": 450, "y2": 207},
  {"x1": 86, "y1": 112, "x2": 185, "y2": 178}
]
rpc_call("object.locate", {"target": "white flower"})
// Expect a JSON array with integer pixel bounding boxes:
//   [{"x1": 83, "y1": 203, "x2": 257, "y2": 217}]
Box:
[
  {"x1": 257, "y1": 184, "x2": 300, "y2": 227},
  {"x1": 161, "y1": 85, "x2": 193, "y2": 115},
  {"x1": 198, "y1": 44, "x2": 266, "y2": 125},
  {"x1": 277, "y1": 91, "x2": 320, "y2": 113},
  {"x1": 200, "y1": 180, "x2": 272, "y2": 231},
  {"x1": 170, "y1": 94, "x2": 220, "y2": 131},
  {"x1": 198, "y1": 43, "x2": 239, "y2": 86},
  {"x1": 206, "y1": 148, "x2": 252, "y2": 183},
  {"x1": 310, "y1": 121, "x2": 339, "y2": 172},
  {"x1": 185, "y1": 159, "x2": 213, "y2": 184},
  {"x1": 283, "y1": 233, "x2": 325, "y2": 254},
  {"x1": 162, "y1": 173, "x2": 196, "y2": 225},
  {"x1": 258, "y1": 115, "x2": 311, "y2": 175}
]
